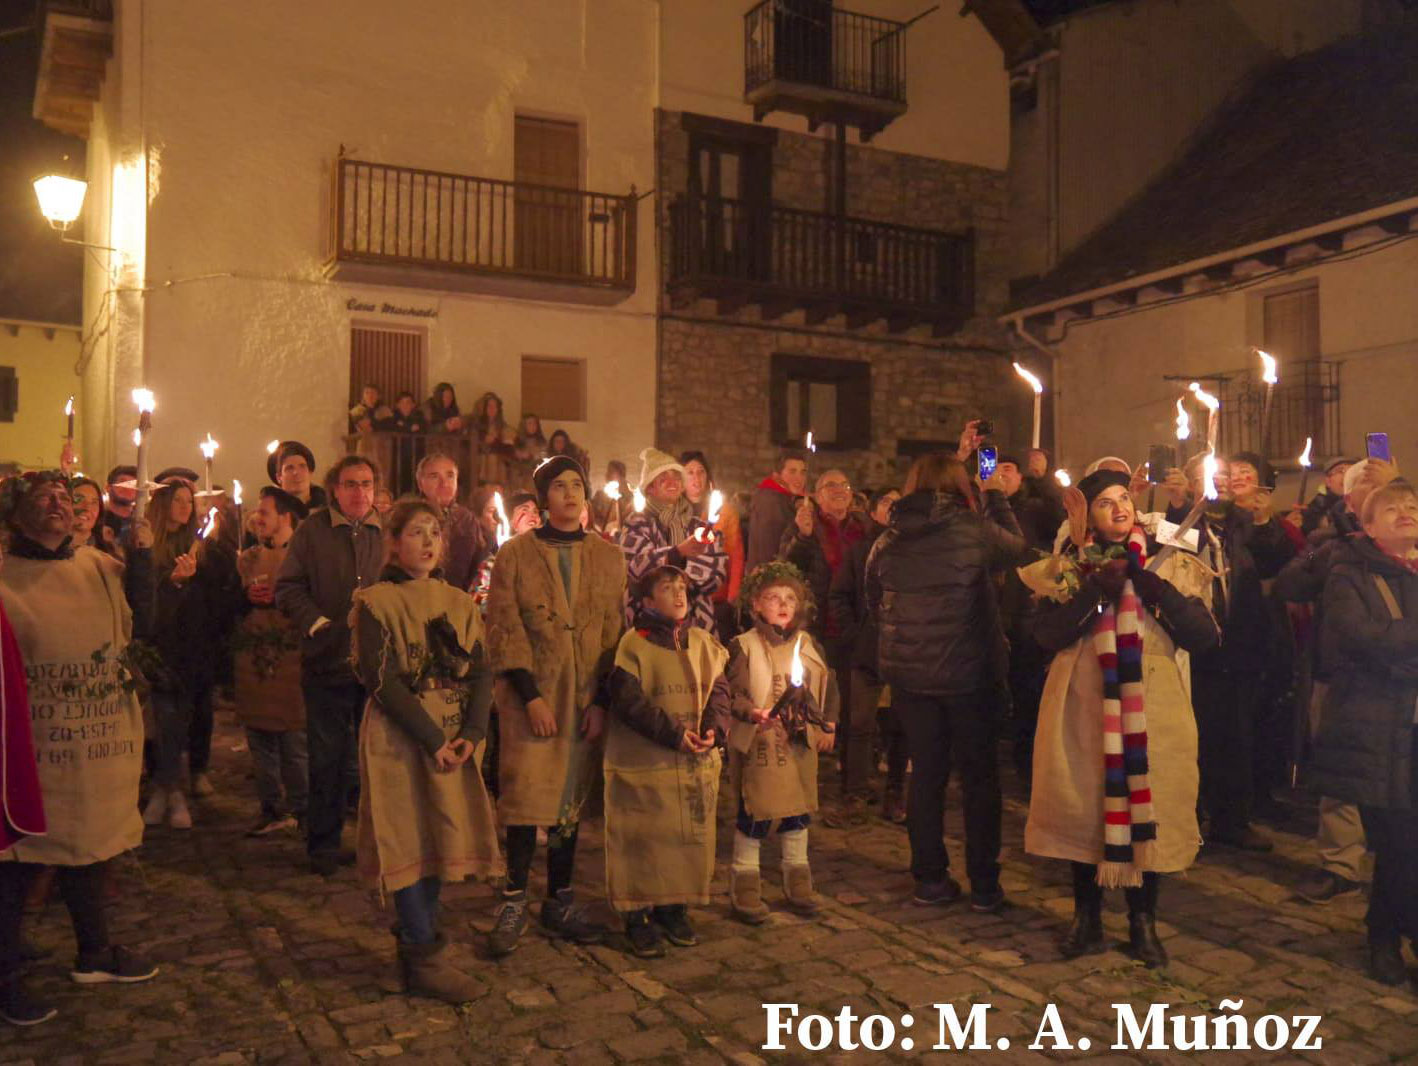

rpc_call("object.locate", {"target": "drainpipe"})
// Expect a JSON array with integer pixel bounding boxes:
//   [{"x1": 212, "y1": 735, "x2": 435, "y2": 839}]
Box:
[{"x1": 1010, "y1": 315, "x2": 1063, "y2": 466}]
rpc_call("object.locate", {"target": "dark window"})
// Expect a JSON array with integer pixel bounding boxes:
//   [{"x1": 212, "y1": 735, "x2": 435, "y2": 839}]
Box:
[
  {"x1": 681, "y1": 113, "x2": 774, "y2": 283},
  {"x1": 769, "y1": 353, "x2": 870, "y2": 449},
  {"x1": 0, "y1": 367, "x2": 15, "y2": 422}
]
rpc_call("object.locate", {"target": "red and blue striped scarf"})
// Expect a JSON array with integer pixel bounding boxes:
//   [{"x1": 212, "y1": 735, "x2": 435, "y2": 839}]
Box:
[{"x1": 1092, "y1": 527, "x2": 1155, "y2": 887}]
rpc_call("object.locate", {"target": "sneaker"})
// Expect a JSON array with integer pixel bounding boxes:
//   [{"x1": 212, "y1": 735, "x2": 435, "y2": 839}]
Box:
[
  {"x1": 70, "y1": 946, "x2": 159, "y2": 985},
  {"x1": 913, "y1": 876, "x2": 962, "y2": 906},
  {"x1": 488, "y1": 890, "x2": 530, "y2": 957},
  {"x1": 624, "y1": 912, "x2": 666, "y2": 959},
  {"x1": 1296, "y1": 870, "x2": 1363, "y2": 905},
  {"x1": 652, "y1": 905, "x2": 698, "y2": 947},
  {"x1": 970, "y1": 884, "x2": 1006, "y2": 913},
  {"x1": 308, "y1": 849, "x2": 356, "y2": 878},
  {"x1": 539, "y1": 888, "x2": 606, "y2": 945},
  {"x1": 141, "y1": 790, "x2": 168, "y2": 827},
  {"x1": 191, "y1": 773, "x2": 215, "y2": 798},
  {"x1": 246, "y1": 814, "x2": 297, "y2": 838},
  {"x1": 167, "y1": 790, "x2": 192, "y2": 830},
  {"x1": 0, "y1": 979, "x2": 56, "y2": 1026}
]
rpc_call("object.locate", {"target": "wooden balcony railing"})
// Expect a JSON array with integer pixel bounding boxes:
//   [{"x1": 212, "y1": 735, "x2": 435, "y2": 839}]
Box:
[
  {"x1": 331, "y1": 158, "x2": 636, "y2": 292},
  {"x1": 745, "y1": 1, "x2": 907, "y2": 105},
  {"x1": 344, "y1": 431, "x2": 478, "y2": 500},
  {"x1": 669, "y1": 194, "x2": 973, "y2": 332}
]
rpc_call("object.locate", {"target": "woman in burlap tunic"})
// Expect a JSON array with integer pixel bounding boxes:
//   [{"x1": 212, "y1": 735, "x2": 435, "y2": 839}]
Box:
[
  {"x1": 484, "y1": 456, "x2": 626, "y2": 956},
  {"x1": 1021, "y1": 470, "x2": 1218, "y2": 970},
  {"x1": 602, "y1": 565, "x2": 731, "y2": 957},
  {"x1": 0, "y1": 473, "x2": 159, "y2": 1026},
  {"x1": 725, "y1": 563, "x2": 837, "y2": 923},
  {"x1": 349, "y1": 499, "x2": 501, "y2": 1004}
]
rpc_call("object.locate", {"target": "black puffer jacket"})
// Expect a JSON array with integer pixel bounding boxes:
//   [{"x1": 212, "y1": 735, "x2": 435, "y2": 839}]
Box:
[
  {"x1": 865, "y1": 489, "x2": 1028, "y2": 698},
  {"x1": 1309, "y1": 537, "x2": 1418, "y2": 809}
]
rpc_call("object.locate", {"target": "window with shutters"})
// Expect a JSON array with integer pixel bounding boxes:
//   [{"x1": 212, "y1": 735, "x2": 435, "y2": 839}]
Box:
[
  {"x1": 769, "y1": 353, "x2": 870, "y2": 449},
  {"x1": 349, "y1": 325, "x2": 426, "y2": 408},
  {"x1": 1261, "y1": 284, "x2": 1323, "y2": 460},
  {"x1": 514, "y1": 115, "x2": 582, "y2": 276},
  {"x1": 521, "y1": 356, "x2": 586, "y2": 422},
  {"x1": 0, "y1": 367, "x2": 15, "y2": 423}
]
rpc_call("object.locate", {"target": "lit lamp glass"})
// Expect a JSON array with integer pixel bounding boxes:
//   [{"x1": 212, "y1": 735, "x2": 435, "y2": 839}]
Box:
[{"x1": 33, "y1": 175, "x2": 88, "y2": 232}]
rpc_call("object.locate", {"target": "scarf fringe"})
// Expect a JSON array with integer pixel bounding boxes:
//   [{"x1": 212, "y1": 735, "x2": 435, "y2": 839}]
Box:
[{"x1": 1097, "y1": 840, "x2": 1154, "y2": 889}]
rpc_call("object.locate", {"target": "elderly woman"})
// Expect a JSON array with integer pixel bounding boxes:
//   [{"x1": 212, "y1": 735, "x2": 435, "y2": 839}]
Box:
[
  {"x1": 1308, "y1": 479, "x2": 1418, "y2": 985},
  {"x1": 0, "y1": 473, "x2": 158, "y2": 1026},
  {"x1": 1023, "y1": 469, "x2": 1218, "y2": 969}
]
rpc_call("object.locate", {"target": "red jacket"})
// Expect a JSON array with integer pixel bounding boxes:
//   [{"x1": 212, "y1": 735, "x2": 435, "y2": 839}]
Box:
[{"x1": 1, "y1": 601, "x2": 45, "y2": 853}]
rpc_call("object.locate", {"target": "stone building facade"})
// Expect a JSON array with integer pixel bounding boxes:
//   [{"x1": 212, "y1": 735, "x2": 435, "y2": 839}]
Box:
[{"x1": 654, "y1": 109, "x2": 1019, "y2": 491}]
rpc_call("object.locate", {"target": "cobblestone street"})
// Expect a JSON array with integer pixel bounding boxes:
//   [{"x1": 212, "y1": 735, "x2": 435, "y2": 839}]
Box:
[{"x1": 3, "y1": 710, "x2": 1416, "y2": 1065}]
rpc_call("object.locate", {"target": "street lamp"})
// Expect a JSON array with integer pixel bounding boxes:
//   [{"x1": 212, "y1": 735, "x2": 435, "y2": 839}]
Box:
[{"x1": 33, "y1": 174, "x2": 88, "y2": 232}]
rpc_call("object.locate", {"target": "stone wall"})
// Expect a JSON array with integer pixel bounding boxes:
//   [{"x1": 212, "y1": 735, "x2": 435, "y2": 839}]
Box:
[{"x1": 655, "y1": 109, "x2": 1021, "y2": 492}]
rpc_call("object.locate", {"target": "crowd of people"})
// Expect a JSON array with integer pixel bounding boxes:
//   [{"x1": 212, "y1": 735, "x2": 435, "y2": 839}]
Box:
[{"x1": 1, "y1": 413, "x2": 1415, "y2": 1027}]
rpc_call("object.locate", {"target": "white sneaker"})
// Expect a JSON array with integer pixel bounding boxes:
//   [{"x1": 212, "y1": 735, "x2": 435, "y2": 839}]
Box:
[
  {"x1": 141, "y1": 790, "x2": 168, "y2": 827},
  {"x1": 191, "y1": 773, "x2": 215, "y2": 797},
  {"x1": 167, "y1": 790, "x2": 193, "y2": 830}
]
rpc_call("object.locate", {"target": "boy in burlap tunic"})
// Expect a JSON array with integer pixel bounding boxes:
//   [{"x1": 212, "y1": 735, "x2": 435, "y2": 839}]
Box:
[
  {"x1": 603, "y1": 566, "x2": 730, "y2": 957},
  {"x1": 725, "y1": 563, "x2": 838, "y2": 923},
  {"x1": 484, "y1": 456, "x2": 626, "y2": 956}
]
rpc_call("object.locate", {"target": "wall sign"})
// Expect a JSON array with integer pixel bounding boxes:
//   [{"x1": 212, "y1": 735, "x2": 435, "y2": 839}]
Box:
[{"x1": 346, "y1": 296, "x2": 439, "y2": 320}]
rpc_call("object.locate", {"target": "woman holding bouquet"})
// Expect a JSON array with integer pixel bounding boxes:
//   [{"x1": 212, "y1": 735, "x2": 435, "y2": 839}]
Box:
[{"x1": 1022, "y1": 469, "x2": 1218, "y2": 969}]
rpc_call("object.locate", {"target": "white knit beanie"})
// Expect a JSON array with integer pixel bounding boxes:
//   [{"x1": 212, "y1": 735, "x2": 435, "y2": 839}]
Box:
[
  {"x1": 1084, "y1": 456, "x2": 1133, "y2": 477},
  {"x1": 638, "y1": 447, "x2": 685, "y2": 492},
  {"x1": 1342, "y1": 459, "x2": 1371, "y2": 497}
]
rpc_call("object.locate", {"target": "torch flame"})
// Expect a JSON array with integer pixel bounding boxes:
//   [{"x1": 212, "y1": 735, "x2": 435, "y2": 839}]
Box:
[
  {"x1": 805, "y1": 430, "x2": 816, "y2": 453},
  {"x1": 232, "y1": 479, "x2": 243, "y2": 507},
  {"x1": 266, "y1": 439, "x2": 280, "y2": 455},
  {"x1": 1202, "y1": 451, "x2": 1220, "y2": 501},
  {"x1": 1257, "y1": 349, "x2": 1279, "y2": 386},
  {"x1": 1298, "y1": 437, "x2": 1313, "y2": 469},
  {"x1": 492, "y1": 491, "x2": 512, "y2": 547},
  {"x1": 198, "y1": 507, "x2": 218, "y2": 540},
  {"x1": 131, "y1": 388, "x2": 156, "y2": 414},
  {"x1": 604, "y1": 480, "x2": 621, "y2": 501},
  {"x1": 64, "y1": 396, "x2": 74, "y2": 416},
  {"x1": 1013, "y1": 361, "x2": 1044, "y2": 394},
  {"x1": 789, "y1": 633, "x2": 805, "y2": 688},
  {"x1": 199, "y1": 433, "x2": 219, "y2": 460},
  {"x1": 707, "y1": 489, "x2": 724, "y2": 525},
  {"x1": 1175, "y1": 397, "x2": 1192, "y2": 441},
  {"x1": 632, "y1": 486, "x2": 646, "y2": 513},
  {"x1": 1188, "y1": 382, "x2": 1219, "y2": 413},
  {"x1": 1055, "y1": 470, "x2": 1071, "y2": 487}
]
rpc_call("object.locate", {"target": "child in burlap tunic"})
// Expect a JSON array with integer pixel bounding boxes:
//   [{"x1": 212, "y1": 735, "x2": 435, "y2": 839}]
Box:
[
  {"x1": 725, "y1": 563, "x2": 838, "y2": 923},
  {"x1": 602, "y1": 566, "x2": 731, "y2": 957},
  {"x1": 349, "y1": 500, "x2": 501, "y2": 1004}
]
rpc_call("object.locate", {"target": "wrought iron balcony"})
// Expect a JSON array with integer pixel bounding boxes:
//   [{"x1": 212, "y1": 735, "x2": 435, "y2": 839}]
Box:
[
  {"x1": 668, "y1": 194, "x2": 974, "y2": 335},
  {"x1": 328, "y1": 158, "x2": 637, "y2": 304},
  {"x1": 744, "y1": 1, "x2": 909, "y2": 140}
]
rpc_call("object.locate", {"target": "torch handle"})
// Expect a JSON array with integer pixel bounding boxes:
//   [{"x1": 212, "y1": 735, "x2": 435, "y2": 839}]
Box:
[{"x1": 767, "y1": 682, "x2": 800, "y2": 721}]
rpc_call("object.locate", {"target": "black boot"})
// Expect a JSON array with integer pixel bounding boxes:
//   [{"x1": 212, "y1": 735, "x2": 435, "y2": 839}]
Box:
[
  {"x1": 1060, "y1": 863, "x2": 1106, "y2": 959},
  {"x1": 1125, "y1": 874, "x2": 1167, "y2": 969}
]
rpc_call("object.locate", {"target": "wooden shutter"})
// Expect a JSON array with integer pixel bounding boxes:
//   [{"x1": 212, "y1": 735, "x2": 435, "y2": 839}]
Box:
[
  {"x1": 349, "y1": 326, "x2": 425, "y2": 406},
  {"x1": 1262, "y1": 286, "x2": 1321, "y2": 458},
  {"x1": 0, "y1": 367, "x2": 16, "y2": 422},
  {"x1": 521, "y1": 356, "x2": 585, "y2": 422},
  {"x1": 514, "y1": 115, "x2": 582, "y2": 275}
]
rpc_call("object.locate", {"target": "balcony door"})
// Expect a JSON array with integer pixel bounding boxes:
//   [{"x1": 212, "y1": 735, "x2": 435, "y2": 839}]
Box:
[
  {"x1": 774, "y1": 0, "x2": 833, "y2": 88},
  {"x1": 687, "y1": 130, "x2": 771, "y2": 282},
  {"x1": 514, "y1": 115, "x2": 582, "y2": 276}
]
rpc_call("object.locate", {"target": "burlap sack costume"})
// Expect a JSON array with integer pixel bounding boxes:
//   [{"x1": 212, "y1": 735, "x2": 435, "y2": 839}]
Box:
[
  {"x1": 604, "y1": 627, "x2": 726, "y2": 910},
  {"x1": 0, "y1": 548, "x2": 144, "y2": 866},
  {"x1": 728, "y1": 625, "x2": 831, "y2": 822},
  {"x1": 485, "y1": 530, "x2": 625, "y2": 828},
  {"x1": 1023, "y1": 550, "x2": 1213, "y2": 873},
  {"x1": 234, "y1": 544, "x2": 304, "y2": 733},
  {"x1": 351, "y1": 580, "x2": 502, "y2": 895}
]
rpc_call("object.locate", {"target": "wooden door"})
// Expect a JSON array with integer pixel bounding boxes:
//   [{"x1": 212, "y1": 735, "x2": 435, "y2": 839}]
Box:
[{"x1": 515, "y1": 116, "x2": 582, "y2": 276}]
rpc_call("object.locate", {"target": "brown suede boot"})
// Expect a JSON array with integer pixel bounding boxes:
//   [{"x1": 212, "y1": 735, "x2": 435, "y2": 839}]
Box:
[
  {"x1": 397, "y1": 935, "x2": 483, "y2": 1005},
  {"x1": 782, "y1": 864, "x2": 820, "y2": 916},
  {"x1": 730, "y1": 867, "x2": 770, "y2": 925}
]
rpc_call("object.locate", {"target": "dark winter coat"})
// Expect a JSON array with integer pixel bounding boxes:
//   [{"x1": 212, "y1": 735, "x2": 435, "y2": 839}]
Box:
[
  {"x1": 745, "y1": 477, "x2": 800, "y2": 572},
  {"x1": 827, "y1": 518, "x2": 886, "y2": 679},
  {"x1": 865, "y1": 489, "x2": 1029, "y2": 699},
  {"x1": 779, "y1": 507, "x2": 870, "y2": 649},
  {"x1": 152, "y1": 533, "x2": 244, "y2": 692},
  {"x1": 1308, "y1": 537, "x2": 1418, "y2": 809}
]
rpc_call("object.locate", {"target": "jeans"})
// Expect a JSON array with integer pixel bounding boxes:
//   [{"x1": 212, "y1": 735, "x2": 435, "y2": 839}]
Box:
[
  {"x1": 505, "y1": 824, "x2": 579, "y2": 895},
  {"x1": 0, "y1": 862, "x2": 109, "y2": 977},
  {"x1": 247, "y1": 727, "x2": 308, "y2": 819},
  {"x1": 842, "y1": 669, "x2": 882, "y2": 794},
  {"x1": 151, "y1": 684, "x2": 213, "y2": 788},
  {"x1": 393, "y1": 876, "x2": 442, "y2": 945},
  {"x1": 895, "y1": 688, "x2": 1002, "y2": 889},
  {"x1": 302, "y1": 679, "x2": 365, "y2": 857}
]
